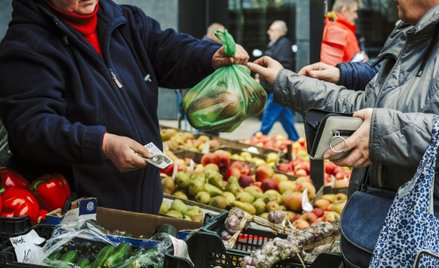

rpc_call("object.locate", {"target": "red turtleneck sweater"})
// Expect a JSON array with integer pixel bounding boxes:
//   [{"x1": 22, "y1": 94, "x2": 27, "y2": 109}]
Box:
[{"x1": 48, "y1": 3, "x2": 103, "y2": 57}]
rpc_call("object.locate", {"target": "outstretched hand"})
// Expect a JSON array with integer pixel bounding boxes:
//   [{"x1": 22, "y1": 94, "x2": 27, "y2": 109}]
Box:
[
  {"x1": 246, "y1": 56, "x2": 284, "y2": 85},
  {"x1": 298, "y1": 62, "x2": 340, "y2": 84},
  {"x1": 323, "y1": 108, "x2": 373, "y2": 168},
  {"x1": 212, "y1": 44, "x2": 249, "y2": 69},
  {"x1": 102, "y1": 133, "x2": 152, "y2": 172}
]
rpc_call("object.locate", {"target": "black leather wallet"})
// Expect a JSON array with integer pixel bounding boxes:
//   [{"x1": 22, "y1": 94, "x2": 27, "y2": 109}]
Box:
[{"x1": 304, "y1": 109, "x2": 363, "y2": 160}]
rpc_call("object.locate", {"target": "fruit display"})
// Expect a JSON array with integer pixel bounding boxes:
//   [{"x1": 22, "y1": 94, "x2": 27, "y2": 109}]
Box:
[
  {"x1": 242, "y1": 132, "x2": 294, "y2": 152},
  {"x1": 159, "y1": 196, "x2": 222, "y2": 223}
]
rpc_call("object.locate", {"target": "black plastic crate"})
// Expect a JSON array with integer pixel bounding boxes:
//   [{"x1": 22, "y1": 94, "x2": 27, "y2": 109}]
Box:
[
  {"x1": 0, "y1": 216, "x2": 32, "y2": 252},
  {"x1": 0, "y1": 224, "x2": 55, "y2": 268}
]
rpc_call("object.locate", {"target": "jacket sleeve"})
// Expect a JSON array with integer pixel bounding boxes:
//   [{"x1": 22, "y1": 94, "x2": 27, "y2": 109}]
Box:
[
  {"x1": 0, "y1": 49, "x2": 106, "y2": 165},
  {"x1": 130, "y1": 7, "x2": 220, "y2": 89},
  {"x1": 370, "y1": 108, "x2": 437, "y2": 167},
  {"x1": 337, "y1": 62, "x2": 382, "y2": 91},
  {"x1": 273, "y1": 69, "x2": 365, "y2": 115}
]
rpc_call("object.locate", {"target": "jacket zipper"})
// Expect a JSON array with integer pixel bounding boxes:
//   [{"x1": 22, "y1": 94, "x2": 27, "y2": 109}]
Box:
[{"x1": 109, "y1": 68, "x2": 123, "y2": 89}]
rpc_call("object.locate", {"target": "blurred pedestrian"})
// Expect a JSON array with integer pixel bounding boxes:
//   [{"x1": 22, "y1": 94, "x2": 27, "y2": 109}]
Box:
[
  {"x1": 258, "y1": 20, "x2": 299, "y2": 141},
  {"x1": 321, "y1": 0, "x2": 367, "y2": 65}
]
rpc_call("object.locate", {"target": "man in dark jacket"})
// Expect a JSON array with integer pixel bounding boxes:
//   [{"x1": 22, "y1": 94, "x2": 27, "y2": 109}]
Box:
[
  {"x1": 0, "y1": 0, "x2": 249, "y2": 214},
  {"x1": 258, "y1": 20, "x2": 299, "y2": 141}
]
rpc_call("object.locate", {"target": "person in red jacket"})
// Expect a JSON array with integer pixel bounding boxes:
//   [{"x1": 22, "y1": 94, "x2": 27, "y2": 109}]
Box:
[{"x1": 320, "y1": 0, "x2": 367, "y2": 65}]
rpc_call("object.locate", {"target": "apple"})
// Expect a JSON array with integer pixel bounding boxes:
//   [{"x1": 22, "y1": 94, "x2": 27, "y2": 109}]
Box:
[
  {"x1": 225, "y1": 167, "x2": 241, "y2": 180},
  {"x1": 331, "y1": 201, "x2": 347, "y2": 215},
  {"x1": 324, "y1": 161, "x2": 337, "y2": 175},
  {"x1": 290, "y1": 214, "x2": 301, "y2": 222},
  {"x1": 266, "y1": 152, "x2": 281, "y2": 164},
  {"x1": 335, "y1": 179, "x2": 349, "y2": 188},
  {"x1": 293, "y1": 219, "x2": 310, "y2": 230},
  {"x1": 311, "y1": 208, "x2": 324, "y2": 218},
  {"x1": 255, "y1": 165, "x2": 274, "y2": 182},
  {"x1": 276, "y1": 162, "x2": 292, "y2": 173},
  {"x1": 295, "y1": 176, "x2": 312, "y2": 183},
  {"x1": 238, "y1": 174, "x2": 255, "y2": 188},
  {"x1": 294, "y1": 181, "x2": 316, "y2": 199},
  {"x1": 335, "y1": 193, "x2": 348, "y2": 202},
  {"x1": 265, "y1": 201, "x2": 280, "y2": 212},
  {"x1": 301, "y1": 212, "x2": 318, "y2": 224},
  {"x1": 201, "y1": 152, "x2": 219, "y2": 166},
  {"x1": 294, "y1": 169, "x2": 308, "y2": 177},
  {"x1": 314, "y1": 198, "x2": 331, "y2": 210},
  {"x1": 278, "y1": 180, "x2": 297, "y2": 194},
  {"x1": 323, "y1": 211, "x2": 340, "y2": 222},
  {"x1": 261, "y1": 178, "x2": 278, "y2": 192},
  {"x1": 213, "y1": 150, "x2": 231, "y2": 168},
  {"x1": 272, "y1": 173, "x2": 288, "y2": 185},
  {"x1": 283, "y1": 191, "x2": 303, "y2": 212}
]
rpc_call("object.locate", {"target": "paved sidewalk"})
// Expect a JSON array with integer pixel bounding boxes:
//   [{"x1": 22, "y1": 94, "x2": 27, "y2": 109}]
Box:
[{"x1": 159, "y1": 117, "x2": 305, "y2": 141}]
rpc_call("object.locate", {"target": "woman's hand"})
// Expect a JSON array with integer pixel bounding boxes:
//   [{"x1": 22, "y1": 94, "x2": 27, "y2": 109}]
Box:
[
  {"x1": 102, "y1": 133, "x2": 152, "y2": 172},
  {"x1": 324, "y1": 108, "x2": 373, "y2": 168},
  {"x1": 298, "y1": 62, "x2": 340, "y2": 84},
  {"x1": 212, "y1": 44, "x2": 249, "y2": 69},
  {"x1": 246, "y1": 56, "x2": 283, "y2": 85}
]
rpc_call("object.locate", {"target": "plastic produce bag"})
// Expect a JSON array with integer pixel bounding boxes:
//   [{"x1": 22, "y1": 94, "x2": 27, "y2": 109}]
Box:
[{"x1": 183, "y1": 29, "x2": 267, "y2": 132}]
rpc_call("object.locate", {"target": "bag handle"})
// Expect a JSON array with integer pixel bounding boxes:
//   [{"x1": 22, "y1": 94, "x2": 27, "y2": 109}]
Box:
[
  {"x1": 397, "y1": 116, "x2": 439, "y2": 214},
  {"x1": 214, "y1": 29, "x2": 236, "y2": 57}
]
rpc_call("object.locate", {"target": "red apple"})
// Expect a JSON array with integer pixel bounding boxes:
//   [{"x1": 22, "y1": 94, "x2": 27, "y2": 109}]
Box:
[
  {"x1": 301, "y1": 212, "x2": 318, "y2": 224},
  {"x1": 214, "y1": 150, "x2": 231, "y2": 168},
  {"x1": 261, "y1": 178, "x2": 278, "y2": 192},
  {"x1": 238, "y1": 174, "x2": 255, "y2": 188},
  {"x1": 324, "y1": 161, "x2": 337, "y2": 175},
  {"x1": 225, "y1": 167, "x2": 241, "y2": 180},
  {"x1": 290, "y1": 214, "x2": 301, "y2": 223},
  {"x1": 283, "y1": 191, "x2": 303, "y2": 212},
  {"x1": 201, "y1": 152, "x2": 219, "y2": 166},
  {"x1": 311, "y1": 208, "x2": 324, "y2": 218},
  {"x1": 255, "y1": 165, "x2": 274, "y2": 182},
  {"x1": 293, "y1": 219, "x2": 310, "y2": 230},
  {"x1": 276, "y1": 162, "x2": 292, "y2": 173},
  {"x1": 272, "y1": 173, "x2": 288, "y2": 185}
]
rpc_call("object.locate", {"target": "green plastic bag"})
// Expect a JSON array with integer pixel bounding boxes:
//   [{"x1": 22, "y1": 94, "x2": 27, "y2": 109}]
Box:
[{"x1": 183, "y1": 30, "x2": 267, "y2": 132}]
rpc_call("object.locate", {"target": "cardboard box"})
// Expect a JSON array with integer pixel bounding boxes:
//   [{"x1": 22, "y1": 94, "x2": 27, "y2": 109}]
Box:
[{"x1": 96, "y1": 207, "x2": 202, "y2": 239}]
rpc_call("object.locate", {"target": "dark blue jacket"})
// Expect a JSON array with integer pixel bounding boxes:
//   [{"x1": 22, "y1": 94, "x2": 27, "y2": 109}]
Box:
[
  {"x1": 0, "y1": 0, "x2": 219, "y2": 213},
  {"x1": 337, "y1": 61, "x2": 382, "y2": 91}
]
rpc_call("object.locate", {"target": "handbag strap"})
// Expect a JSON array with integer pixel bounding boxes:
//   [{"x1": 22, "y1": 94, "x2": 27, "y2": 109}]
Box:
[{"x1": 358, "y1": 116, "x2": 439, "y2": 195}]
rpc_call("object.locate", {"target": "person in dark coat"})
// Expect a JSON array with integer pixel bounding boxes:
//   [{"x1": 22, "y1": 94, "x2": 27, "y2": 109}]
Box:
[
  {"x1": 0, "y1": 0, "x2": 249, "y2": 214},
  {"x1": 258, "y1": 20, "x2": 299, "y2": 141}
]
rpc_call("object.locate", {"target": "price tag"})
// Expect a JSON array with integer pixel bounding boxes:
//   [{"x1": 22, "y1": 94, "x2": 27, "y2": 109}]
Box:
[
  {"x1": 169, "y1": 235, "x2": 193, "y2": 266},
  {"x1": 302, "y1": 188, "x2": 313, "y2": 212},
  {"x1": 10, "y1": 230, "x2": 45, "y2": 264},
  {"x1": 201, "y1": 142, "x2": 210, "y2": 154}
]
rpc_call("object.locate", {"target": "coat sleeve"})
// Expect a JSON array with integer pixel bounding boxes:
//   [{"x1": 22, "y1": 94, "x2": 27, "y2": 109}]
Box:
[
  {"x1": 130, "y1": 7, "x2": 220, "y2": 89},
  {"x1": 370, "y1": 108, "x2": 437, "y2": 167},
  {"x1": 0, "y1": 48, "x2": 107, "y2": 165},
  {"x1": 273, "y1": 69, "x2": 365, "y2": 115},
  {"x1": 337, "y1": 62, "x2": 382, "y2": 91}
]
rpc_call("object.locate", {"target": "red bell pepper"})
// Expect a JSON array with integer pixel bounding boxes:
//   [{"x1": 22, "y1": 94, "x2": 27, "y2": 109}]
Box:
[
  {"x1": 1, "y1": 187, "x2": 40, "y2": 223},
  {"x1": 0, "y1": 167, "x2": 29, "y2": 189},
  {"x1": 31, "y1": 173, "x2": 71, "y2": 212}
]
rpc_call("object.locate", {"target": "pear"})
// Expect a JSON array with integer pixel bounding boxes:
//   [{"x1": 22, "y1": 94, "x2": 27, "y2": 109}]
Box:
[
  {"x1": 190, "y1": 172, "x2": 206, "y2": 183},
  {"x1": 195, "y1": 191, "x2": 211, "y2": 204},
  {"x1": 173, "y1": 191, "x2": 188, "y2": 200},
  {"x1": 187, "y1": 205, "x2": 202, "y2": 214},
  {"x1": 188, "y1": 179, "x2": 205, "y2": 196},
  {"x1": 232, "y1": 201, "x2": 256, "y2": 215},
  {"x1": 252, "y1": 198, "x2": 266, "y2": 215},
  {"x1": 222, "y1": 191, "x2": 236, "y2": 205},
  {"x1": 244, "y1": 186, "x2": 265, "y2": 199},
  {"x1": 161, "y1": 176, "x2": 175, "y2": 194},
  {"x1": 206, "y1": 171, "x2": 225, "y2": 190},
  {"x1": 225, "y1": 177, "x2": 241, "y2": 196},
  {"x1": 175, "y1": 171, "x2": 190, "y2": 188},
  {"x1": 264, "y1": 189, "x2": 282, "y2": 204},
  {"x1": 204, "y1": 183, "x2": 224, "y2": 197},
  {"x1": 209, "y1": 196, "x2": 228, "y2": 209},
  {"x1": 170, "y1": 199, "x2": 188, "y2": 214},
  {"x1": 236, "y1": 191, "x2": 255, "y2": 203},
  {"x1": 166, "y1": 210, "x2": 183, "y2": 219},
  {"x1": 203, "y1": 163, "x2": 220, "y2": 172},
  {"x1": 159, "y1": 202, "x2": 170, "y2": 214},
  {"x1": 191, "y1": 214, "x2": 204, "y2": 223},
  {"x1": 186, "y1": 207, "x2": 202, "y2": 217}
]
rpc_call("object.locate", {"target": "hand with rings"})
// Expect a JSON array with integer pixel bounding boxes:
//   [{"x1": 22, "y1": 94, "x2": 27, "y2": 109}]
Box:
[{"x1": 323, "y1": 108, "x2": 373, "y2": 168}]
